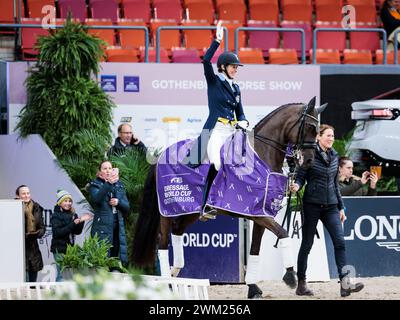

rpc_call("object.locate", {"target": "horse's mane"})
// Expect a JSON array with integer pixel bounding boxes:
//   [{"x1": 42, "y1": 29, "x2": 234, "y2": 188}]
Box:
[{"x1": 253, "y1": 102, "x2": 303, "y2": 131}]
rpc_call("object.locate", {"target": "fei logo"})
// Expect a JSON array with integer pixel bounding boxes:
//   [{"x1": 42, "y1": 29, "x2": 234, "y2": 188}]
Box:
[
  {"x1": 124, "y1": 76, "x2": 140, "y2": 92},
  {"x1": 170, "y1": 177, "x2": 183, "y2": 183}
]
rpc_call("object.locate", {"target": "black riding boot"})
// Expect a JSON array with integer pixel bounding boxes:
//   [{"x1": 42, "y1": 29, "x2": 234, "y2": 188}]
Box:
[
  {"x1": 199, "y1": 165, "x2": 218, "y2": 221},
  {"x1": 340, "y1": 277, "x2": 364, "y2": 297},
  {"x1": 296, "y1": 279, "x2": 314, "y2": 296}
]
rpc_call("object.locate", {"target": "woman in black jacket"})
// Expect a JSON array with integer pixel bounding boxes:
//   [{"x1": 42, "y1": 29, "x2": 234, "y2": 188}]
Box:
[
  {"x1": 290, "y1": 125, "x2": 364, "y2": 297},
  {"x1": 15, "y1": 185, "x2": 46, "y2": 282},
  {"x1": 51, "y1": 190, "x2": 92, "y2": 281},
  {"x1": 88, "y1": 160, "x2": 130, "y2": 265}
]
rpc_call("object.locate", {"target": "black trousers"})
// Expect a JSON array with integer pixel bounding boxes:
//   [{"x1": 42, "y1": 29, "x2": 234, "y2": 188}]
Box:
[{"x1": 297, "y1": 203, "x2": 347, "y2": 281}]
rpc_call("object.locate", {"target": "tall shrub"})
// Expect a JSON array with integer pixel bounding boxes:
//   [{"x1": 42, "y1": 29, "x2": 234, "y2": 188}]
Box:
[{"x1": 16, "y1": 18, "x2": 113, "y2": 163}]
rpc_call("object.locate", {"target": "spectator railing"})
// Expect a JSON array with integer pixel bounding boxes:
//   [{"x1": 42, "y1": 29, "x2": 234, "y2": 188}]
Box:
[
  {"x1": 234, "y1": 27, "x2": 307, "y2": 64},
  {"x1": 312, "y1": 27, "x2": 388, "y2": 64},
  {"x1": 155, "y1": 26, "x2": 228, "y2": 62},
  {"x1": 0, "y1": 23, "x2": 150, "y2": 62},
  {"x1": 393, "y1": 28, "x2": 400, "y2": 65}
]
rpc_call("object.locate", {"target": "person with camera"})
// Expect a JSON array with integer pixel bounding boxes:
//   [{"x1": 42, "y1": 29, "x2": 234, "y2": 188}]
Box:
[
  {"x1": 289, "y1": 125, "x2": 364, "y2": 297},
  {"x1": 15, "y1": 185, "x2": 46, "y2": 282},
  {"x1": 51, "y1": 190, "x2": 93, "y2": 281},
  {"x1": 185, "y1": 21, "x2": 249, "y2": 220},
  {"x1": 88, "y1": 160, "x2": 130, "y2": 266},
  {"x1": 338, "y1": 156, "x2": 379, "y2": 196},
  {"x1": 108, "y1": 123, "x2": 147, "y2": 157}
]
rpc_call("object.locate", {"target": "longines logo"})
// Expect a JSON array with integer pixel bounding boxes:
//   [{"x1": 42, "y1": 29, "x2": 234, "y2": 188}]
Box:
[{"x1": 344, "y1": 215, "x2": 400, "y2": 251}]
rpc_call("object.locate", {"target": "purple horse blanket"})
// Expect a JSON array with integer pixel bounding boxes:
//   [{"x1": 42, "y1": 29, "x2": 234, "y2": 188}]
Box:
[{"x1": 156, "y1": 131, "x2": 288, "y2": 218}]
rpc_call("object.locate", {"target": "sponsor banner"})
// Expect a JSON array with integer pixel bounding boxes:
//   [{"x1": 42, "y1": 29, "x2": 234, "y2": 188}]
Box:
[
  {"x1": 7, "y1": 62, "x2": 320, "y2": 151},
  {"x1": 171, "y1": 216, "x2": 244, "y2": 283},
  {"x1": 325, "y1": 197, "x2": 400, "y2": 278}
]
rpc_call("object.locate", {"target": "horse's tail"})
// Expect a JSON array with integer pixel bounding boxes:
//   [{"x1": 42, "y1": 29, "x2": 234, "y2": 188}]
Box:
[{"x1": 132, "y1": 164, "x2": 160, "y2": 267}]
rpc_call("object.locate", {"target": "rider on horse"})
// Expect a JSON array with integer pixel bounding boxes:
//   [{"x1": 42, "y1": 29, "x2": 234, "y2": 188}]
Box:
[{"x1": 185, "y1": 21, "x2": 249, "y2": 220}]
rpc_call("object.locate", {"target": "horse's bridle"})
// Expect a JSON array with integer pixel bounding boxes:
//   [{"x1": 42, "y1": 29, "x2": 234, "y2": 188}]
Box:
[{"x1": 254, "y1": 104, "x2": 319, "y2": 156}]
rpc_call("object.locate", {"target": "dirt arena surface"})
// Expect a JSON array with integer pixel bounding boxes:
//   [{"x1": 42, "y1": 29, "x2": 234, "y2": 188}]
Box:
[{"x1": 208, "y1": 277, "x2": 400, "y2": 300}]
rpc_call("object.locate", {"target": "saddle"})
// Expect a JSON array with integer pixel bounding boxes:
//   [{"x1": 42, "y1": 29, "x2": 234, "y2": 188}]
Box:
[{"x1": 156, "y1": 131, "x2": 287, "y2": 218}]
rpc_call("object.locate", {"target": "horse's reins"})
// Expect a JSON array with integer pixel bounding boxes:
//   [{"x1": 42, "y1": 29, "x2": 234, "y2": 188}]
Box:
[{"x1": 251, "y1": 104, "x2": 320, "y2": 247}]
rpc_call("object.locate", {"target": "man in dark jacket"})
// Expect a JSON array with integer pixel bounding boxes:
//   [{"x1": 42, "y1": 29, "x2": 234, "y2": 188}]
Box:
[
  {"x1": 16, "y1": 185, "x2": 45, "y2": 282},
  {"x1": 108, "y1": 123, "x2": 147, "y2": 157}
]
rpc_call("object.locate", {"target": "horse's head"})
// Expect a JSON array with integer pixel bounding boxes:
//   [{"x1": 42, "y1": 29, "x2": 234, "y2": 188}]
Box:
[{"x1": 287, "y1": 97, "x2": 327, "y2": 169}]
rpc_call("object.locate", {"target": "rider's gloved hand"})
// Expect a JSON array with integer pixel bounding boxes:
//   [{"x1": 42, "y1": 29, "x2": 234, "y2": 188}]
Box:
[
  {"x1": 237, "y1": 120, "x2": 249, "y2": 130},
  {"x1": 216, "y1": 21, "x2": 223, "y2": 42}
]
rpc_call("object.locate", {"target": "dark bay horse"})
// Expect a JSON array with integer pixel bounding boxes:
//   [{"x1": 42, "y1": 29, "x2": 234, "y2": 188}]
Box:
[{"x1": 133, "y1": 97, "x2": 326, "y2": 299}]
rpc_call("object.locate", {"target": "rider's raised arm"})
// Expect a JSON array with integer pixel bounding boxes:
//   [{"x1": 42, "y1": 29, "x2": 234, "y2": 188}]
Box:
[{"x1": 203, "y1": 39, "x2": 220, "y2": 84}]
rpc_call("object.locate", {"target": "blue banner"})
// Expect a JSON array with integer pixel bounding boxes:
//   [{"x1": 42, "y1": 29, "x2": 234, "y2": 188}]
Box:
[
  {"x1": 325, "y1": 197, "x2": 400, "y2": 278},
  {"x1": 124, "y1": 76, "x2": 140, "y2": 92},
  {"x1": 100, "y1": 75, "x2": 117, "y2": 92},
  {"x1": 169, "y1": 215, "x2": 242, "y2": 283}
]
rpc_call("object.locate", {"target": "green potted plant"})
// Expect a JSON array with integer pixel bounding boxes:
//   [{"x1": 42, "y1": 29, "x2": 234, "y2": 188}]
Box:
[{"x1": 56, "y1": 234, "x2": 127, "y2": 280}]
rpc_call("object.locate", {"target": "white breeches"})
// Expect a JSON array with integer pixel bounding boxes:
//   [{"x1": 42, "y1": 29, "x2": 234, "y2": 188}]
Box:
[{"x1": 207, "y1": 122, "x2": 235, "y2": 170}]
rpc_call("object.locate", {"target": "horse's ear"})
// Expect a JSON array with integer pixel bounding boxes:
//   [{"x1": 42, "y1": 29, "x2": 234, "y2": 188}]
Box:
[
  {"x1": 316, "y1": 103, "x2": 328, "y2": 114},
  {"x1": 307, "y1": 96, "x2": 316, "y2": 110}
]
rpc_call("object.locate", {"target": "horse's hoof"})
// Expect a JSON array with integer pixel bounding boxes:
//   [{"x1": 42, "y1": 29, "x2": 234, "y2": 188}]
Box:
[
  {"x1": 247, "y1": 284, "x2": 263, "y2": 299},
  {"x1": 282, "y1": 270, "x2": 297, "y2": 289}
]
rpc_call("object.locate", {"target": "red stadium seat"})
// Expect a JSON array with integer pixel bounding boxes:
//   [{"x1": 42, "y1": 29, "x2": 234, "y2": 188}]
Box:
[
  {"x1": 268, "y1": 48, "x2": 299, "y2": 64},
  {"x1": 281, "y1": 0, "x2": 312, "y2": 23},
  {"x1": 150, "y1": 19, "x2": 182, "y2": 49},
  {"x1": 171, "y1": 47, "x2": 202, "y2": 62},
  {"x1": 58, "y1": 0, "x2": 87, "y2": 21},
  {"x1": 140, "y1": 47, "x2": 170, "y2": 62},
  {"x1": 85, "y1": 19, "x2": 116, "y2": 47},
  {"x1": 21, "y1": 17, "x2": 50, "y2": 59},
  {"x1": 153, "y1": 1, "x2": 183, "y2": 23},
  {"x1": 184, "y1": 0, "x2": 215, "y2": 23},
  {"x1": 343, "y1": 49, "x2": 373, "y2": 64},
  {"x1": 248, "y1": 2, "x2": 279, "y2": 24},
  {"x1": 106, "y1": 46, "x2": 139, "y2": 62},
  {"x1": 217, "y1": 2, "x2": 247, "y2": 24},
  {"x1": 315, "y1": 2, "x2": 343, "y2": 22},
  {"x1": 117, "y1": 19, "x2": 148, "y2": 49},
  {"x1": 281, "y1": 20, "x2": 312, "y2": 54},
  {"x1": 90, "y1": 0, "x2": 120, "y2": 23},
  {"x1": 310, "y1": 49, "x2": 342, "y2": 64},
  {"x1": 182, "y1": 20, "x2": 213, "y2": 50},
  {"x1": 0, "y1": 0, "x2": 16, "y2": 23},
  {"x1": 375, "y1": 49, "x2": 400, "y2": 64},
  {"x1": 238, "y1": 48, "x2": 265, "y2": 64},
  {"x1": 349, "y1": 22, "x2": 381, "y2": 51},
  {"x1": 247, "y1": 20, "x2": 279, "y2": 53},
  {"x1": 26, "y1": 0, "x2": 55, "y2": 18},
  {"x1": 315, "y1": 21, "x2": 346, "y2": 51}
]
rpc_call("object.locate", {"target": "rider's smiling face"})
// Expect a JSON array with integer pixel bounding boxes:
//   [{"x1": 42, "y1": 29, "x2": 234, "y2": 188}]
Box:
[{"x1": 225, "y1": 64, "x2": 238, "y2": 79}]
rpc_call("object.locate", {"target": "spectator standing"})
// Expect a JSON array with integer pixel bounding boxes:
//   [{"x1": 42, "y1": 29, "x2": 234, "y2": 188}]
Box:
[
  {"x1": 51, "y1": 190, "x2": 93, "y2": 281},
  {"x1": 15, "y1": 185, "x2": 45, "y2": 282},
  {"x1": 87, "y1": 161, "x2": 130, "y2": 266}
]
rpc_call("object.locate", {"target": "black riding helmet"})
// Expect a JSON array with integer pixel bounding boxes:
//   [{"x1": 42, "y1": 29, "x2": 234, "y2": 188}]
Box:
[{"x1": 217, "y1": 51, "x2": 243, "y2": 69}]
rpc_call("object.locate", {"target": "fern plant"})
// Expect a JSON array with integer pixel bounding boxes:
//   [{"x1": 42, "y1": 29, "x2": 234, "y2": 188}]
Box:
[{"x1": 56, "y1": 234, "x2": 126, "y2": 274}]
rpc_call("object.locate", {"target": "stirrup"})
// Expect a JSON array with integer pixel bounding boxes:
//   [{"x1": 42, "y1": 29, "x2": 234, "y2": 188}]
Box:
[{"x1": 199, "y1": 207, "x2": 217, "y2": 221}]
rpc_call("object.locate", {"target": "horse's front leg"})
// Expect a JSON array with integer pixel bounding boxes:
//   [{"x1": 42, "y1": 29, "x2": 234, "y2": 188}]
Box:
[
  {"x1": 158, "y1": 215, "x2": 172, "y2": 277},
  {"x1": 245, "y1": 223, "x2": 265, "y2": 299},
  {"x1": 169, "y1": 214, "x2": 200, "y2": 277},
  {"x1": 253, "y1": 217, "x2": 297, "y2": 289}
]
